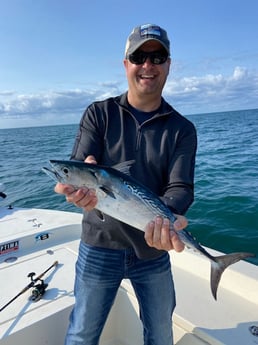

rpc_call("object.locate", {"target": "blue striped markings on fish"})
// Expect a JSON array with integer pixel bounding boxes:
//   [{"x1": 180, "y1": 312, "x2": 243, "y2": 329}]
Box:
[{"x1": 42, "y1": 160, "x2": 255, "y2": 300}]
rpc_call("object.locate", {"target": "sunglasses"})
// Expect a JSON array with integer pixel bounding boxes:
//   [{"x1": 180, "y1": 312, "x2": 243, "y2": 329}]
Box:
[{"x1": 128, "y1": 50, "x2": 169, "y2": 65}]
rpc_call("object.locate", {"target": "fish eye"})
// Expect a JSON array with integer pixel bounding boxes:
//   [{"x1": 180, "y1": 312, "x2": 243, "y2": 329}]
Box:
[{"x1": 62, "y1": 167, "x2": 69, "y2": 175}]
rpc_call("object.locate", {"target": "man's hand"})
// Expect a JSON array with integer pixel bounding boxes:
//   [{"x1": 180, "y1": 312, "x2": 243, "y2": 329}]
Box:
[
  {"x1": 54, "y1": 155, "x2": 98, "y2": 211},
  {"x1": 144, "y1": 215, "x2": 187, "y2": 252}
]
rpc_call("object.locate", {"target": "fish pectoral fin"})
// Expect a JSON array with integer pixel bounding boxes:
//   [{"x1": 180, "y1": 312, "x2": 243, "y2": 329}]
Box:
[{"x1": 99, "y1": 185, "x2": 116, "y2": 199}]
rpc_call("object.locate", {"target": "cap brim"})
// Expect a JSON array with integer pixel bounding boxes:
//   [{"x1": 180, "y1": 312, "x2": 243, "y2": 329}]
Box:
[{"x1": 126, "y1": 38, "x2": 170, "y2": 56}]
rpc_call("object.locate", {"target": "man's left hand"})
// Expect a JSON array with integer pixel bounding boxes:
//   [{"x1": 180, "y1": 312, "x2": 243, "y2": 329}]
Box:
[{"x1": 144, "y1": 215, "x2": 187, "y2": 252}]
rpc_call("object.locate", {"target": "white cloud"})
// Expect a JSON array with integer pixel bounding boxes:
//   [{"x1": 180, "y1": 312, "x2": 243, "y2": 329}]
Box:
[
  {"x1": 232, "y1": 66, "x2": 247, "y2": 80},
  {"x1": 164, "y1": 66, "x2": 258, "y2": 114},
  {"x1": 0, "y1": 66, "x2": 257, "y2": 128}
]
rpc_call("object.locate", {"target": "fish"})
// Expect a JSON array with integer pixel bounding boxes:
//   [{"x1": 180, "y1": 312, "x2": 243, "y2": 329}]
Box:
[{"x1": 42, "y1": 159, "x2": 255, "y2": 300}]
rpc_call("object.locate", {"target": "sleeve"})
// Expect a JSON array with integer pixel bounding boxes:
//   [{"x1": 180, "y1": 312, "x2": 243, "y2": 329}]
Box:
[
  {"x1": 161, "y1": 122, "x2": 197, "y2": 215},
  {"x1": 70, "y1": 103, "x2": 105, "y2": 161}
]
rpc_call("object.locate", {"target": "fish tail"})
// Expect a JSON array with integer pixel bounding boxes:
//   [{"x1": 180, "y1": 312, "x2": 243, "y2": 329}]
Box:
[{"x1": 210, "y1": 252, "x2": 255, "y2": 300}]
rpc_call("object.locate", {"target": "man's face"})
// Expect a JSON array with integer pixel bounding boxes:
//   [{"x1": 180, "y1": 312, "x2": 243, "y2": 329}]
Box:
[{"x1": 124, "y1": 40, "x2": 171, "y2": 97}]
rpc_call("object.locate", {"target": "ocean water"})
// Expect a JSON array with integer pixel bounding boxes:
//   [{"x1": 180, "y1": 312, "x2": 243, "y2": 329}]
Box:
[{"x1": 1, "y1": 108, "x2": 258, "y2": 265}]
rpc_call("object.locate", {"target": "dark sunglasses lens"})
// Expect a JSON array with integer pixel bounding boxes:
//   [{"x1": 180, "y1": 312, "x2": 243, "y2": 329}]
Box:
[
  {"x1": 151, "y1": 53, "x2": 168, "y2": 64},
  {"x1": 128, "y1": 51, "x2": 168, "y2": 65},
  {"x1": 128, "y1": 52, "x2": 145, "y2": 65}
]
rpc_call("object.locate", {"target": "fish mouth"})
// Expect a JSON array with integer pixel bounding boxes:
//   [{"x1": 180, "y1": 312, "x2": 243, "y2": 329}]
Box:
[{"x1": 42, "y1": 166, "x2": 63, "y2": 183}]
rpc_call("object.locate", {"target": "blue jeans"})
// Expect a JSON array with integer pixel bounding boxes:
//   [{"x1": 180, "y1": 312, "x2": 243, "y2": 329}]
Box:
[{"x1": 65, "y1": 241, "x2": 176, "y2": 345}]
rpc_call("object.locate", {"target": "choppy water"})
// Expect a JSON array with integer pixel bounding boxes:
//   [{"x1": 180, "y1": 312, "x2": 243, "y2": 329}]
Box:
[{"x1": 1, "y1": 108, "x2": 257, "y2": 265}]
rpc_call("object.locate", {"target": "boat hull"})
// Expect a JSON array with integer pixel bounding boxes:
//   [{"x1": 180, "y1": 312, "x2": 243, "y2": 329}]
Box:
[{"x1": 0, "y1": 206, "x2": 257, "y2": 345}]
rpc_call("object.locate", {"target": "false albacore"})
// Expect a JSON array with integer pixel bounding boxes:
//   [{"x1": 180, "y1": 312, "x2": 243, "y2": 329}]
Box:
[{"x1": 42, "y1": 159, "x2": 255, "y2": 300}]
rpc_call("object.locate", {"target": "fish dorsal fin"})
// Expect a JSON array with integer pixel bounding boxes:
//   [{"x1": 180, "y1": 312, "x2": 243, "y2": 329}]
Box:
[
  {"x1": 99, "y1": 185, "x2": 116, "y2": 199},
  {"x1": 112, "y1": 160, "x2": 135, "y2": 176}
]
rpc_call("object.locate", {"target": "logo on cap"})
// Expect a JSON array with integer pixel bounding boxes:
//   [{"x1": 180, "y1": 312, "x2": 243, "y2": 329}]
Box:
[{"x1": 140, "y1": 24, "x2": 162, "y2": 38}]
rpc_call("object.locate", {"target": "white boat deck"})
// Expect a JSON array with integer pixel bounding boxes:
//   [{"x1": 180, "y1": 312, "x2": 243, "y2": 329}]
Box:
[
  {"x1": 0, "y1": 207, "x2": 82, "y2": 345},
  {"x1": 0, "y1": 206, "x2": 257, "y2": 345}
]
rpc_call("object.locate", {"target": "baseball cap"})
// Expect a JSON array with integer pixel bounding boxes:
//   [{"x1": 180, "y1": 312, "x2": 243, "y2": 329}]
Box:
[{"x1": 125, "y1": 24, "x2": 170, "y2": 58}]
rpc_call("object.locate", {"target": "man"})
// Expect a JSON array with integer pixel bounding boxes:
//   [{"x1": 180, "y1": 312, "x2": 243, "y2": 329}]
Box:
[{"x1": 56, "y1": 24, "x2": 197, "y2": 345}]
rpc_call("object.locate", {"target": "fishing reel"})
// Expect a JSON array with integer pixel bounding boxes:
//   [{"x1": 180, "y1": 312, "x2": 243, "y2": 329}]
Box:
[
  {"x1": 27, "y1": 272, "x2": 48, "y2": 302},
  {"x1": 0, "y1": 261, "x2": 57, "y2": 312},
  {"x1": 249, "y1": 325, "x2": 258, "y2": 337}
]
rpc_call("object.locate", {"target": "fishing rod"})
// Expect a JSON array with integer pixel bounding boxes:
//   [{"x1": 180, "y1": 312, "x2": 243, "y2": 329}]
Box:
[
  {"x1": 0, "y1": 260, "x2": 58, "y2": 312},
  {"x1": 0, "y1": 183, "x2": 7, "y2": 199}
]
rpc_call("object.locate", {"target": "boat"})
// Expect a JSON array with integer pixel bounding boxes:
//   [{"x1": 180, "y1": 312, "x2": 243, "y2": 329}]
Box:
[{"x1": 0, "y1": 185, "x2": 258, "y2": 345}]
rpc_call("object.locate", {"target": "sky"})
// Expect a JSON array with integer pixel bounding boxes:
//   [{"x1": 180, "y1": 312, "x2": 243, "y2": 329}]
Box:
[{"x1": 0, "y1": 0, "x2": 258, "y2": 128}]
